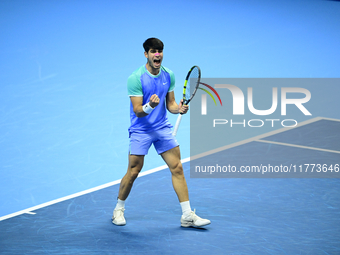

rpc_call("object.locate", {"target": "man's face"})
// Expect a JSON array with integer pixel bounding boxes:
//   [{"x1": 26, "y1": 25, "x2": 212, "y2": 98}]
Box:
[{"x1": 145, "y1": 48, "x2": 163, "y2": 70}]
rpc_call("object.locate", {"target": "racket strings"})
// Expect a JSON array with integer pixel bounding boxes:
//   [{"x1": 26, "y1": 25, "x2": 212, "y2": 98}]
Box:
[{"x1": 185, "y1": 67, "x2": 200, "y2": 103}]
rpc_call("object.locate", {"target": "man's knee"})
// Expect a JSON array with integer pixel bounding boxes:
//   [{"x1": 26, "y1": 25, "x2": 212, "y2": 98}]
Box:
[
  {"x1": 127, "y1": 155, "x2": 144, "y2": 181},
  {"x1": 128, "y1": 163, "x2": 143, "y2": 180},
  {"x1": 170, "y1": 161, "x2": 184, "y2": 176},
  {"x1": 129, "y1": 170, "x2": 140, "y2": 181}
]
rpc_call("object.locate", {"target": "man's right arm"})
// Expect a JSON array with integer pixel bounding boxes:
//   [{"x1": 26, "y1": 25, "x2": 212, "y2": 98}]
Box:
[
  {"x1": 130, "y1": 94, "x2": 160, "y2": 118},
  {"x1": 130, "y1": 96, "x2": 147, "y2": 117}
]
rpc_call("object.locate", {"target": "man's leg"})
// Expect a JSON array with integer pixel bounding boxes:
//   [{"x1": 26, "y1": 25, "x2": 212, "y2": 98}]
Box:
[
  {"x1": 118, "y1": 154, "x2": 144, "y2": 200},
  {"x1": 160, "y1": 146, "x2": 188, "y2": 202},
  {"x1": 161, "y1": 146, "x2": 211, "y2": 228},
  {"x1": 112, "y1": 154, "x2": 144, "y2": 226}
]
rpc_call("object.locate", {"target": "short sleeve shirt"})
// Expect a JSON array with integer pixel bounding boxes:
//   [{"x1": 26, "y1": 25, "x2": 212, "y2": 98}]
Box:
[{"x1": 127, "y1": 65, "x2": 175, "y2": 134}]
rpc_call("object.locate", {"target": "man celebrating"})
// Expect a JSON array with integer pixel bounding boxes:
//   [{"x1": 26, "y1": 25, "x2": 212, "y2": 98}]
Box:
[{"x1": 112, "y1": 38, "x2": 210, "y2": 228}]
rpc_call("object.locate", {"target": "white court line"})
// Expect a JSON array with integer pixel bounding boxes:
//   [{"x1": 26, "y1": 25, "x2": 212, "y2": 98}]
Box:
[
  {"x1": 24, "y1": 212, "x2": 36, "y2": 215},
  {"x1": 190, "y1": 117, "x2": 324, "y2": 160},
  {"x1": 0, "y1": 116, "x2": 331, "y2": 222},
  {"x1": 318, "y1": 117, "x2": 340, "y2": 123},
  {"x1": 257, "y1": 116, "x2": 340, "y2": 154},
  {"x1": 0, "y1": 163, "x2": 189, "y2": 222},
  {"x1": 256, "y1": 140, "x2": 340, "y2": 154},
  {"x1": 0, "y1": 179, "x2": 120, "y2": 222}
]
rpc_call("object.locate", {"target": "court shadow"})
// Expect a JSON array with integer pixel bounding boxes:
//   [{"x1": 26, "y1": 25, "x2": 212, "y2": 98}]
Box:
[{"x1": 179, "y1": 226, "x2": 210, "y2": 231}]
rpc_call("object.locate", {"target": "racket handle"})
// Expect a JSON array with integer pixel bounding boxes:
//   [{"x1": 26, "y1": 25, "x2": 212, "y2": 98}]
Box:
[{"x1": 172, "y1": 114, "x2": 183, "y2": 136}]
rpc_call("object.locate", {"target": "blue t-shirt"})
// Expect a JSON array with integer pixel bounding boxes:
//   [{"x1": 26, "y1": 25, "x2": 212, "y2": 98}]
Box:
[{"x1": 128, "y1": 65, "x2": 175, "y2": 134}]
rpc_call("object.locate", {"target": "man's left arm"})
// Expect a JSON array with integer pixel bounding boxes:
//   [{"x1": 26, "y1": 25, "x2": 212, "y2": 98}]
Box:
[{"x1": 166, "y1": 91, "x2": 189, "y2": 114}]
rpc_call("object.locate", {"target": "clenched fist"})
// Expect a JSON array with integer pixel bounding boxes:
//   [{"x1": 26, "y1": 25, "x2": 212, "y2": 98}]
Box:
[{"x1": 149, "y1": 94, "x2": 160, "y2": 108}]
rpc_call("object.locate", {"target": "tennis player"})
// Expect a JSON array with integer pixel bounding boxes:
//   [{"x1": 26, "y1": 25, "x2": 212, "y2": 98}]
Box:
[{"x1": 112, "y1": 38, "x2": 210, "y2": 228}]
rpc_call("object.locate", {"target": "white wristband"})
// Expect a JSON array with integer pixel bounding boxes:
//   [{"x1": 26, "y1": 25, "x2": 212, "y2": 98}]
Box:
[{"x1": 143, "y1": 102, "x2": 154, "y2": 114}]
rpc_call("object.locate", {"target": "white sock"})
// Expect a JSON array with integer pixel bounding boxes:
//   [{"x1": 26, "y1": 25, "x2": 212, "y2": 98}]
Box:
[
  {"x1": 180, "y1": 201, "x2": 192, "y2": 217},
  {"x1": 115, "y1": 198, "x2": 125, "y2": 210}
]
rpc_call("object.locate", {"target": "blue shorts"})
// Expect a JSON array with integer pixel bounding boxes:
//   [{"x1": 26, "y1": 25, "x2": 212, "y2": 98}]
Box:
[{"x1": 129, "y1": 127, "x2": 179, "y2": 155}]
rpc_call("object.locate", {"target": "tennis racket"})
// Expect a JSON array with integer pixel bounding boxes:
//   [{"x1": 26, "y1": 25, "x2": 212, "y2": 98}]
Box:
[{"x1": 172, "y1": 65, "x2": 201, "y2": 136}]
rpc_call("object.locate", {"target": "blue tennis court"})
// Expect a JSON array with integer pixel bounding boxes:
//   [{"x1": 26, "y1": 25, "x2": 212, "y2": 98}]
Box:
[
  {"x1": 1, "y1": 0, "x2": 340, "y2": 254},
  {"x1": 1, "y1": 117, "x2": 339, "y2": 254}
]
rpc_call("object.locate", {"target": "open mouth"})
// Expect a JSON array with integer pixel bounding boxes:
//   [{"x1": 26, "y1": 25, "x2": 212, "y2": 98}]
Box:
[{"x1": 153, "y1": 59, "x2": 161, "y2": 65}]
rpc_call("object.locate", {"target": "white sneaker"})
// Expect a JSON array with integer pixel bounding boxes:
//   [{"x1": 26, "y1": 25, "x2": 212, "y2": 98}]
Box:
[
  {"x1": 181, "y1": 209, "x2": 211, "y2": 228},
  {"x1": 112, "y1": 208, "x2": 126, "y2": 226}
]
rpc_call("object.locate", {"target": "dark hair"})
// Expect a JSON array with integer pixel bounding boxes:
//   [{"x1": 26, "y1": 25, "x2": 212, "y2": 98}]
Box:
[{"x1": 143, "y1": 38, "x2": 164, "y2": 53}]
